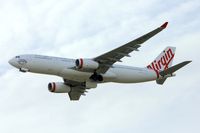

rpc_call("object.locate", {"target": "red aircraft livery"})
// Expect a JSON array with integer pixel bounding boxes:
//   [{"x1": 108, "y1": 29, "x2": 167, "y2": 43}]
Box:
[{"x1": 147, "y1": 47, "x2": 175, "y2": 78}]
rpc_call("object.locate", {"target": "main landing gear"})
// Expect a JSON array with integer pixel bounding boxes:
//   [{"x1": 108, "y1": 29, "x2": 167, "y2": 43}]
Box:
[{"x1": 90, "y1": 72, "x2": 103, "y2": 82}]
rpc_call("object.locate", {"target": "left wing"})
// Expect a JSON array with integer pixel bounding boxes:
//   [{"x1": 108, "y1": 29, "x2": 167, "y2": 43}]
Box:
[
  {"x1": 94, "y1": 22, "x2": 168, "y2": 73},
  {"x1": 64, "y1": 79, "x2": 86, "y2": 101},
  {"x1": 68, "y1": 87, "x2": 86, "y2": 100}
]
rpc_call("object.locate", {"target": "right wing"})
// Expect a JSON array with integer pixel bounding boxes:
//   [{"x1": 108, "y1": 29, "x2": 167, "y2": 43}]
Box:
[{"x1": 94, "y1": 22, "x2": 168, "y2": 73}]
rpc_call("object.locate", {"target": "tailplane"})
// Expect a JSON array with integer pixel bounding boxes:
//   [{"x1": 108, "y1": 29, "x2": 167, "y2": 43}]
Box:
[
  {"x1": 159, "y1": 61, "x2": 191, "y2": 77},
  {"x1": 156, "y1": 61, "x2": 191, "y2": 85}
]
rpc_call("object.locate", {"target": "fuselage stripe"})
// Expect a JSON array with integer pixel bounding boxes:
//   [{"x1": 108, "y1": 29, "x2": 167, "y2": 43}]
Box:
[
  {"x1": 52, "y1": 82, "x2": 56, "y2": 92},
  {"x1": 80, "y1": 58, "x2": 83, "y2": 69}
]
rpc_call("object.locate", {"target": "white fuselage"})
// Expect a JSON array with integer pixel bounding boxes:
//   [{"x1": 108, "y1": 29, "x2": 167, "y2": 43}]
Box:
[{"x1": 9, "y1": 54, "x2": 157, "y2": 83}]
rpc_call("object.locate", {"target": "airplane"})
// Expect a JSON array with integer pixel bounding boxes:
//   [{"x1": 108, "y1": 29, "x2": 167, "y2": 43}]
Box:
[{"x1": 8, "y1": 22, "x2": 191, "y2": 101}]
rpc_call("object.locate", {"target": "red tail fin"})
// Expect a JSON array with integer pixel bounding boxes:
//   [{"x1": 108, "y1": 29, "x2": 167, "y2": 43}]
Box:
[{"x1": 147, "y1": 47, "x2": 176, "y2": 72}]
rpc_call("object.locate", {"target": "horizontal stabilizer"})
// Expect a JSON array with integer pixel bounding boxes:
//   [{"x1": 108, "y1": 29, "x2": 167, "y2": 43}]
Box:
[
  {"x1": 156, "y1": 61, "x2": 191, "y2": 85},
  {"x1": 156, "y1": 77, "x2": 167, "y2": 85},
  {"x1": 159, "y1": 61, "x2": 192, "y2": 76}
]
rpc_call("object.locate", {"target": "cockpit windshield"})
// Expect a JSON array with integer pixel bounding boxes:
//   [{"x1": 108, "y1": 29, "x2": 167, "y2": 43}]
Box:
[{"x1": 15, "y1": 56, "x2": 20, "y2": 58}]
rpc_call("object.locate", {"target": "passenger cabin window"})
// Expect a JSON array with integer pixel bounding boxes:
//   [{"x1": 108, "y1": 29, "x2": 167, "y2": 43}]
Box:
[{"x1": 15, "y1": 56, "x2": 20, "y2": 58}]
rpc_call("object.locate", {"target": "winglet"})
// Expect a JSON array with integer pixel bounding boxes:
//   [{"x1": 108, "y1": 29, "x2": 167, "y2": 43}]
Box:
[{"x1": 160, "y1": 22, "x2": 168, "y2": 29}]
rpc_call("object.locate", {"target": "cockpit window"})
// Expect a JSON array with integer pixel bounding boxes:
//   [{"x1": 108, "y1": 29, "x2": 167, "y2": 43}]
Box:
[{"x1": 15, "y1": 56, "x2": 20, "y2": 58}]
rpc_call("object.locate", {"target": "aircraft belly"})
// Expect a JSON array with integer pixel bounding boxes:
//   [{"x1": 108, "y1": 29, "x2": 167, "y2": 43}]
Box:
[
  {"x1": 27, "y1": 60, "x2": 63, "y2": 75},
  {"x1": 59, "y1": 69, "x2": 92, "y2": 82},
  {"x1": 109, "y1": 67, "x2": 157, "y2": 83}
]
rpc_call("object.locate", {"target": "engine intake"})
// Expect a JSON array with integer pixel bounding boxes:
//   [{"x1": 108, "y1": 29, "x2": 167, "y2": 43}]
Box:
[
  {"x1": 75, "y1": 58, "x2": 99, "y2": 71},
  {"x1": 48, "y1": 82, "x2": 71, "y2": 93}
]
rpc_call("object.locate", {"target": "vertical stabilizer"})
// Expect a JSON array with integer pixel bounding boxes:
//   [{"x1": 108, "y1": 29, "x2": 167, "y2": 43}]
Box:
[
  {"x1": 147, "y1": 47, "x2": 176, "y2": 72},
  {"x1": 147, "y1": 47, "x2": 176, "y2": 85}
]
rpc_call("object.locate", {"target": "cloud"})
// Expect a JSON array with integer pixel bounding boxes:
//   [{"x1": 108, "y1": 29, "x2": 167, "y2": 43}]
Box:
[{"x1": 0, "y1": 0, "x2": 199, "y2": 133}]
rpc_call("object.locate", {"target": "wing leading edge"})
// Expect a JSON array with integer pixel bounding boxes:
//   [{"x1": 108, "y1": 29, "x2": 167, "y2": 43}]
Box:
[{"x1": 94, "y1": 22, "x2": 168, "y2": 73}]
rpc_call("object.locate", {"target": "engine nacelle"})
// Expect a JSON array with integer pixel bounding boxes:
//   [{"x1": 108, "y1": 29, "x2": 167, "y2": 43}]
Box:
[
  {"x1": 75, "y1": 58, "x2": 99, "y2": 71},
  {"x1": 48, "y1": 82, "x2": 71, "y2": 93}
]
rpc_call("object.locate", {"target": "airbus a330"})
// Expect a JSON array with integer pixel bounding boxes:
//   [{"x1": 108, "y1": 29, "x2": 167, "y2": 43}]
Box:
[{"x1": 9, "y1": 22, "x2": 191, "y2": 100}]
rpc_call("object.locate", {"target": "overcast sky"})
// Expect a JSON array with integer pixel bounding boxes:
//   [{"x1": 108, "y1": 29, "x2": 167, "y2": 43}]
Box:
[{"x1": 0, "y1": 0, "x2": 200, "y2": 133}]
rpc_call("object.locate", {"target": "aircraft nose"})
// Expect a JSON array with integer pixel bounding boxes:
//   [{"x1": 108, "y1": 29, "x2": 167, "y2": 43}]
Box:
[{"x1": 8, "y1": 58, "x2": 17, "y2": 67}]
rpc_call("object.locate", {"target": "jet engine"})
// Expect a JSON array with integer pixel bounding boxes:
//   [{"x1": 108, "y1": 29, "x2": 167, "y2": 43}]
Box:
[
  {"x1": 48, "y1": 82, "x2": 71, "y2": 93},
  {"x1": 75, "y1": 58, "x2": 99, "y2": 71}
]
